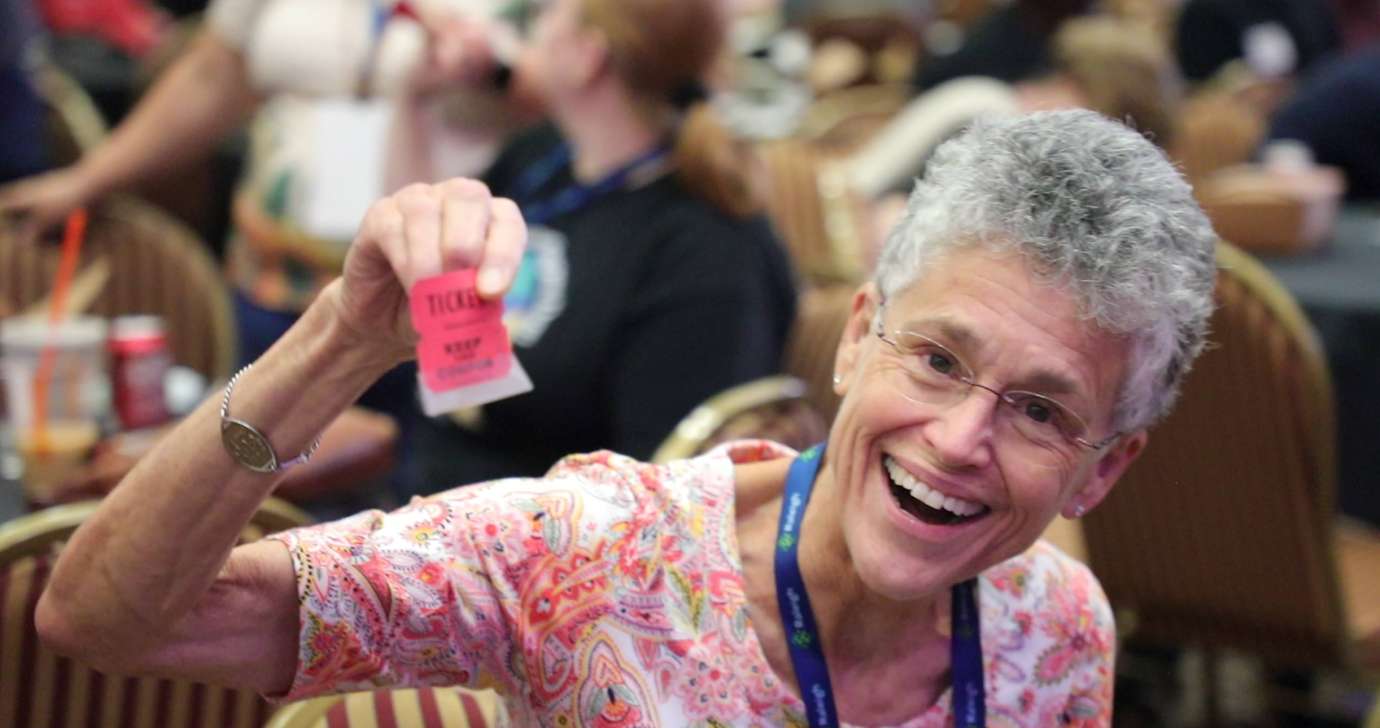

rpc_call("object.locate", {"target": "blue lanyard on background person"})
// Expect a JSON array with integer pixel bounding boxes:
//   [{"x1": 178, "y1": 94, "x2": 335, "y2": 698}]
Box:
[
  {"x1": 511, "y1": 143, "x2": 671, "y2": 226},
  {"x1": 774, "y1": 443, "x2": 986, "y2": 728}
]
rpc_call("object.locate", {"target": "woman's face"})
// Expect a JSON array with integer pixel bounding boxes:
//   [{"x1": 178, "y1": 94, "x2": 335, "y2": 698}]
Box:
[
  {"x1": 826, "y1": 246, "x2": 1147, "y2": 602},
  {"x1": 510, "y1": 0, "x2": 604, "y2": 111}
]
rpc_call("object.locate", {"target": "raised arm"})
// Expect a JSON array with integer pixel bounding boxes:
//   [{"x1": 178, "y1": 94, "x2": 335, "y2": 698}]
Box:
[
  {"x1": 385, "y1": 14, "x2": 510, "y2": 192},
  {"x1": 0, "y1": 28, "x2": 259, "y2": 242},
  {"x1": 36, "y1": 179, "x2": 527, "y2": 694}
]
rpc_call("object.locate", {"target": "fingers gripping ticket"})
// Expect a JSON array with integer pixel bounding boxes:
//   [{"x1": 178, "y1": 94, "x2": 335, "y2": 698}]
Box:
[
  {"x1": 374, "y1": 179, "x2": 532, "y2": 414},
  {"x1": 375, "y1": 180, "x2": 525, "y2": 297}
]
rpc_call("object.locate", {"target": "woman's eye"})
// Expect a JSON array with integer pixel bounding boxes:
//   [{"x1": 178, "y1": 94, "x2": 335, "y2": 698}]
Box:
[
  {"x1": 925, "y1": 351, "x2": 955, "y2": 375},
  {"x1": 1022, "y1": 400, "x2": 1056, "y2": 425}
]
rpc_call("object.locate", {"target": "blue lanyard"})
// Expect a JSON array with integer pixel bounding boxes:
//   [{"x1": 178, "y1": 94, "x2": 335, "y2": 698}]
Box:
[
  {"x1": 774, "y1": 443, "x2": 986, "y2": 728},
  {"x1": 511, "y1": 143, "x2": 670, "y2": 226}
]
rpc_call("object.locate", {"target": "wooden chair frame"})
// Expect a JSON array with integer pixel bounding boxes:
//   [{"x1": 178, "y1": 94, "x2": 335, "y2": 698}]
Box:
[{"x1": 652, "y1": 376, "x2": 821, "y2": 463}]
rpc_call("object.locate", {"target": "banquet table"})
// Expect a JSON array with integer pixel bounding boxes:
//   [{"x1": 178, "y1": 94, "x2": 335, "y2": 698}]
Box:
[
  {"x1": 1259, "y1": 207, "x2": 1380, "y2": 527},
  {"x1": 0, "y1": 406, "x2": 399, "y2": 526}
]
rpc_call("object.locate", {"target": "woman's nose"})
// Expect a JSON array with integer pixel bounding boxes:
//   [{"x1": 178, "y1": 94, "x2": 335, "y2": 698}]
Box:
[{"x1": 920, "y1": 387, "x2": 998, "y2": 471}]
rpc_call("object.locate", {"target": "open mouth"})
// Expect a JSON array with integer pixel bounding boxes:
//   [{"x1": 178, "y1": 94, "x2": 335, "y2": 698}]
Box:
[{"x1": 883, "y1": 456, "x2": 990, "y2": 526}]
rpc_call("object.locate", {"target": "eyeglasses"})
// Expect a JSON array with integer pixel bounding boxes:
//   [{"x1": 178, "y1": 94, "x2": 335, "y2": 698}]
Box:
[{"x1": 873, "y1": 313, "x2": 1120, "y2": 456}]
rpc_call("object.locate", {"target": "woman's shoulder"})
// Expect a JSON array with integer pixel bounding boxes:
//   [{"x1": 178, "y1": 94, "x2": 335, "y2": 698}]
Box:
[
  {"x1": 978, "y1": 541, "x2": 1116, "y2": 724},
  {"x1": 651, "y1": 183, "x2": 779, "y2": 249},
  {"x1": 981, "y1": 540, "x2": 1113, "y2": 630},
  {"x1": 634, "y1": 185, "x2": 793, "y2": 288}
]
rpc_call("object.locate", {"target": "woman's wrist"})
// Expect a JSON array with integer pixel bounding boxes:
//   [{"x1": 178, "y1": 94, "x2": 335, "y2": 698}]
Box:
[
  {"x1": 309, "y1": 279, "x2": 415, "y2": 376},
  {"x1": 73, "y1": 147, "x2": 130, "y2": 203}
]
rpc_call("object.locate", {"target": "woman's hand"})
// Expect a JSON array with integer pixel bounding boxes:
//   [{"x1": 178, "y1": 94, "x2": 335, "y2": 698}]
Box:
[
  {"x1": 406, "y1": 14, "x2": 502, "y2": 98},
  {"x1": 326, "y1": 178, "x2": 527, "y2": 365},
  {"x1": 0, "y1": 166, "x2": 95, "y2": 245}
]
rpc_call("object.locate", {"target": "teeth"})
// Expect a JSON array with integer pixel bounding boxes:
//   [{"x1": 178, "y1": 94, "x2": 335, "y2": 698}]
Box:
[{"x1": 884, "y1": 457, "x2": 985, "y2": 518}]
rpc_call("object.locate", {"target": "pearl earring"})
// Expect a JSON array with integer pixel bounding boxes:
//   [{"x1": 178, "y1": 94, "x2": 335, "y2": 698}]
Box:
[
  {"x1": 1073, "y1": 504, "x2": 1087, "y2": 518},
  {"x1": 832, "y1": 373, "x2": 842, "y2": 385}
]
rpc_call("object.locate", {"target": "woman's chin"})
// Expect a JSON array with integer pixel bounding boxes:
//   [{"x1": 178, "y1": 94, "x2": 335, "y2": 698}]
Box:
[{"x1": 851, "y1": 543, "x2": 959, "y2": 603}]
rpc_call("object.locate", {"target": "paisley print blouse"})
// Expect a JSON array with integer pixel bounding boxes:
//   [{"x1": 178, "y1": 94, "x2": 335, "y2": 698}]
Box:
[{"x1": 267, "y1": 441, "x2": 1115, "y2": 726}]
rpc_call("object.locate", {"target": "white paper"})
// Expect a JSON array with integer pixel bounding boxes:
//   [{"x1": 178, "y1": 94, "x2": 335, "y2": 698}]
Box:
[
  {"x1": 417, "y1": 357, "x2": 533, "y2": 417},
  {"x1": 302, "y1": 99, "x2": 395, "y2": 242}
]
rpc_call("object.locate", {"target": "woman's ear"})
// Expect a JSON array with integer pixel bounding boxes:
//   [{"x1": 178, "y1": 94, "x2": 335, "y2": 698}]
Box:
[
  {"x1": 833, "y1": 283, "x2": 879, "y2": 396},
  {"x1": 1062, "y1": 430, "x2": 1148, "y2": 518},
  {"x1": 568, "y1": 24, "x2": 613, "y2": 90}
]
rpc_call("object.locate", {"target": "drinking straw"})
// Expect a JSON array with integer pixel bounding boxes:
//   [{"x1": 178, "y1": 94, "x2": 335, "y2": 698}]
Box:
[{"x1": 30, "y1": 208, "x2": 89, "y2": 455}]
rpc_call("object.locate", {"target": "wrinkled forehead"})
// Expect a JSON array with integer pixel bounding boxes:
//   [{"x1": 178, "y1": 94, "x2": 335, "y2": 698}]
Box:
[{"x1": 879, "y1": 247, "x2": 1132, "y2": 415}]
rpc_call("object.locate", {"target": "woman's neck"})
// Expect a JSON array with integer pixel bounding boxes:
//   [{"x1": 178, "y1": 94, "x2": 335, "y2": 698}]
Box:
[
  {"x1": 798, "y1": 466, "x2": 948, "y2": 663},
  {"x1": 735, "y1": 460, "x2": 952, "y2": 723},
  {"x1": 553, "y1": 85, "x2": 664, "y2": 183}
]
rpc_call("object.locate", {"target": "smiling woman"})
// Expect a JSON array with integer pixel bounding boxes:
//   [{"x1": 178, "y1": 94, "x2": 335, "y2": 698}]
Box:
[{"x1": 36, "y1": 109, "x2": 1217, "y2": 727}]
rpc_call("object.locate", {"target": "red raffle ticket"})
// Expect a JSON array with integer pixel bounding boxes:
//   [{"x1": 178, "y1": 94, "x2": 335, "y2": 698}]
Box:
[{"x1": 410, "y1": 269, "x2": 533, "y2": 414}]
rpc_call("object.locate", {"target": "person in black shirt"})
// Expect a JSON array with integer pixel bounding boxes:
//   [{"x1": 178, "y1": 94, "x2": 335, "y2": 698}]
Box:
[
  {"x1": 1267, "y1": 48, "x2": 1380, "y2": 200},
  {"x1": 913, "y1": 0, "x2": 1094, "y2": 92},
  {"x1": 390, "y1": 0, "x2": 797, "y2": 489},
  {"x1": 1174, "y1": 0, "x2": 1341, "y2": 82},
  {"x1": 0, "y1": 0, "x2": 47, "y2": 184}
]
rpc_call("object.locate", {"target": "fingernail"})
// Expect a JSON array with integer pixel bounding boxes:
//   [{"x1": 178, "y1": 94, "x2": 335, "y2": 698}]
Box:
[{"x1": 478, "y1": 268, "x2": 505, "y2": 295}]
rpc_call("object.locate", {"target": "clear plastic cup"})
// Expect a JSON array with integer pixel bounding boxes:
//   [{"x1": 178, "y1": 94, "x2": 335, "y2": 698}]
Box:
[{"x1": 0, "y1": 316, "x2": 109, "y2": 503}]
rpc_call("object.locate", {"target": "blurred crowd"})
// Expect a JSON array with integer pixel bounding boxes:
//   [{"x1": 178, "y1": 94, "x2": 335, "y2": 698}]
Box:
[
  {"x1": 1, "y1": 0, "x2": 1378, "y2": 503},
  {"x1": 3, "y1": 3, "x2": 1380, "y2": 723}
]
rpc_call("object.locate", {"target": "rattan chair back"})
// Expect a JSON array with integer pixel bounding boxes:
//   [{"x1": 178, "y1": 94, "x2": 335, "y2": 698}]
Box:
[
  {"x1": 1081, "y1": 241, "x2": 1344, "y2": 668},
  {"x1": 0, "y1": 498, "x2": 310, "y2": 728},
  {"x1": 0, "y1": 196, "x2": 237, "y2": 381}
]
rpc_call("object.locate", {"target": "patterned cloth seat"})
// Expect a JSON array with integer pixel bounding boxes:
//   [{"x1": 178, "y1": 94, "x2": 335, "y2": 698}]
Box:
[
  {"x1": 265, "y1": 687, "x2": 504, "y2": 728},
  {"x1": 0, "y1": 498, "x2": 310, "y2": 727}
]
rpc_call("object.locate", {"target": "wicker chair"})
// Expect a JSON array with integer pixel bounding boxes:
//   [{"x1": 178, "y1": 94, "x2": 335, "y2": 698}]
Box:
[
  {"x1": 755, "y1": 140, "x2": 871, "y2": 287},
  {"x1": 33, "y1": 63, "x2": 108, "y2": 166},
  {"x1": 782, "y1": 283, "x2": 856, "y2": 423},
  {"x1": 0, "y1": 195, "x2": 237, "y2": 382},
  {"x1": 1080, "y1": 242, "x2": 1380, "y2": 696},
  {"x1": 652, "y1": 376, "x2": 829, "y2": 463},
  {"x1": 266, "y1": 687, "x2": 505, "y2": 728},
  {"x1": 1169, "y1": 86, "x2": 1267, "y2": 187},
  {"x1": 0, "y1": 497, "x2": 310, "y2": 728},
  {"x1": 798, "y1": 83, "x2": 912, "y2": 152}
]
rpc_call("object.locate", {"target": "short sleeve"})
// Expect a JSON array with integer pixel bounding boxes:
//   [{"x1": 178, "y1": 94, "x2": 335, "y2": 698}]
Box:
[
  {"x1": 266, "y1": 481, "x2": 542, "y2": 702},
  {"x1": 263, "y1": 452, "x2": 681, "y2": 708},
  {"x1": 205, "y1": 0, "x2": 271, "y2": 49}
]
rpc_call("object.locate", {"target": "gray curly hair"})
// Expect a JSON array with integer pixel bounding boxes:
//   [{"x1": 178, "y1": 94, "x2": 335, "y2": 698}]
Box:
[{"x1": 874, "y1": 110, "x2": 1217, "y2": 432}]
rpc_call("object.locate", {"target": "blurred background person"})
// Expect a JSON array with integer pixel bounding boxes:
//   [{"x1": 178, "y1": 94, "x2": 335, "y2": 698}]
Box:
[
  {"x1": 390, "y1": 0, "x2": 798, "y2": 492},
  {"x1": 0, "y1": 0, "x2": 49, "y2": 184},
  {"x1": 1266, "y1": 48, "x2": 1380, "y2": 201},
  {"x1": 0, "y1": 0, "x2": 524, "y2": 504},
  {"x1": 1330, "y1": 0, "x2": 1380, "y2": 51},
  {"x1": 1173, "y1": 0, "x2": 1341, "y2": 84},
  {"x1": 912, "y1": 0, "x2": 1096, "y2": 92},
  {"x1": 847, "y1": 14, "x2": 1181, "y2": 207}
]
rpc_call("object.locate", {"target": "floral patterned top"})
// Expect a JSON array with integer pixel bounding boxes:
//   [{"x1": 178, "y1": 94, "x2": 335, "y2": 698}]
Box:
[{"x1": 268, "y1": 441, "x2": 1115, "y2": 727}]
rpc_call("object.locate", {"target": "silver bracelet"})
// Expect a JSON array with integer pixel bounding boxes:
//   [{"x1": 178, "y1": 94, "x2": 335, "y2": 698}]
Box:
[{"x1": 219, "y1": 363, "x2": 321, "y2": 474}]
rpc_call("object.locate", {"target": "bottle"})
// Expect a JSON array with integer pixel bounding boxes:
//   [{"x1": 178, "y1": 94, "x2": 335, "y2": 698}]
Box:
[{"x1": 109, "y1": 315, "x2": 171, "y2": 430}]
